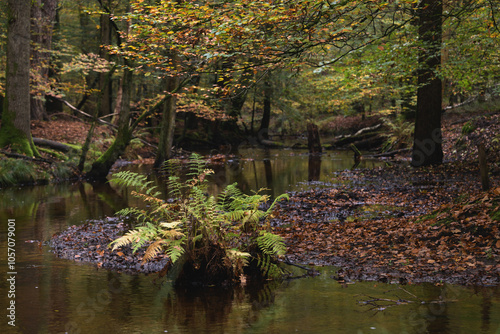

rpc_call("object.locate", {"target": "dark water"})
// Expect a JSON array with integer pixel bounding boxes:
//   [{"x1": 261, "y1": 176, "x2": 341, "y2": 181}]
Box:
[{"x1": 1, "y1": 149, "x2": 499, "y2": 333}]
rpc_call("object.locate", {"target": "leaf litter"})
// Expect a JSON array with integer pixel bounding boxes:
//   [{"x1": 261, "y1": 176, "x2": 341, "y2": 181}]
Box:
[{"x1": 272, "y1": 113, "x2": 500, "y2": 286}]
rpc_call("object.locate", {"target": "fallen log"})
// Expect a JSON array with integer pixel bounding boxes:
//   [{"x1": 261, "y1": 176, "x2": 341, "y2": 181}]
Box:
[
  {"x1": 327, "y1": 123, "x2": 383, "y2": 148},
  {"x1": 350, "y1": 134, "x2": 385, "y2": 150},
  {"x1": 353, "y1": 123, "x2": 382, "y2": 136},
  {"x1": 260, "y1": 139, "x2": 286, "y2": 148},
  {"x1": 329, "y1": 132, "x2": 383, "y2": 149},
  {"x1": 33, "y1": 138, "x2": 72, "y2": 153}
]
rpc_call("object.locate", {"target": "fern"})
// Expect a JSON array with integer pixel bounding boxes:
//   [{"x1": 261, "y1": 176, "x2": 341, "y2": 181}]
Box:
[
  {"x1": 109, "y1": 154, "x2": 290, "y2": 284},
  {"x1": 257, "y1": 231, "x2": 286, "y2": 257},
  {"x1": 110, "y1": 170, "x2": 158, "y2": 195},
  {"x1": 142, "y1": 240, "x2": 167, "y2": 264},
  {"x1": 110, "y1": 223, "x2": 158, "y2": 253}
]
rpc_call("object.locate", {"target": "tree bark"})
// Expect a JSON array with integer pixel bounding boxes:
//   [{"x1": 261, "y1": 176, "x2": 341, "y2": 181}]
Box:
[
  {"x1": 30, "y1": 0, "x2": 58, "y2": 120},
  {"x1": 0, "y1": 0, "x2": 39, "y2": 157},
  {"x1": 154, "y1": 75, "x2": 179, "y2": 168},
  {"x1": 86, "y1": 68, "x2": 133, "y2": 179},
  {"x1": 259, "y1": 79, "x2": 272, "y2": 140},
  {"x1": 411, "y1": 0, "x2": 443, "y2": 167},
  {"x1": 478, "y1": 143, "x2": 490, "y2": 191},
  {"x1": 99, "y1": 8, "x2": 112, "y2": 118},
  {"x1": 307, "y1": 123, "x2": 322, "y2": 153}
]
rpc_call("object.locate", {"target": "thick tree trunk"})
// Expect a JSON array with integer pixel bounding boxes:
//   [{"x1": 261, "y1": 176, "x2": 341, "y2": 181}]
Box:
[
  {"x1": 154, "y1": 75, "x2": 178, "y2": 168},
  {"x1": 0, "y1": 0, "x2": 39, "y2": 157},
  {"x1": 30, "y1": 0, "x2": 58, "y2": 120},
  {"x1": 411, "y1": 0, "x2": 443, "y2": 167}
]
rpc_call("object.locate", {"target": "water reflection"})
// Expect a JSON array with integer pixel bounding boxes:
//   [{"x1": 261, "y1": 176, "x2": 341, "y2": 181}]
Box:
[
  {"x1": 308, "y1": 155, "x2": 321, "y2": 181},
  {"x1": 0, "y1": 149, "x2": 499, "y2": 333}
]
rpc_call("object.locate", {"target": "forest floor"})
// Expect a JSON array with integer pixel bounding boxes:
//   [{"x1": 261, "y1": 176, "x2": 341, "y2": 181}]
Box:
[
  {"x1": 40, "y1": 109, "x2": 500, "y2": 286},
  {"x1": 272, "y1": 111, "x2": 500, "y2": 285}
]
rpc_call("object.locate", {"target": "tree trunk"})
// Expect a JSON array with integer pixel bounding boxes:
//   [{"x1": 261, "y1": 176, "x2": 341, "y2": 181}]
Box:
[
  {"x1": 45, "y1": 4, "x2": 63, "y2": 114},
  {"x1": 86, "y1": 68, "x2": 133, "y2": 179},
  {"x1": 0, "y1": 0, "x2": 39, "y2": 157},
  {"x1": 478, "y1": 143, "x2": 490, "y2": 191},
  {"x1": 99, "y1": 10, "x2": 112, "y2": 118},
  {"x1": 259, "y1": 79, "x2": 272, "y2": 140},
  {"x1": 411, "y1": 0, "x2": 443, "y2": 167},
  {"x1": 30, "y1": 0, "x2": 58, "y2": 120},
  {"x1": 154, "y1": 75, "x2": 179, "y2": 168},
  {"x1": 307, "y1": 123, "x2": 322, "y2": 153}
]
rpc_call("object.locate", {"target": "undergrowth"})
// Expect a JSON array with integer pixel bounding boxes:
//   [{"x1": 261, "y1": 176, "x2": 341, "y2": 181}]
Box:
[
  {"x1": 109, "y1": 153, "x2": 289, "y2": 285},
  {"x1": 0, "y1": 159, "x2": 38, "y2": 186},
  {"x1": 381, "y1": 116, "x2": 414, "y2": 151}
]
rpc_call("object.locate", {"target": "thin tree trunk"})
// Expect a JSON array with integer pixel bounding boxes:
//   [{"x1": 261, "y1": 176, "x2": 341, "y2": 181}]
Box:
[
  {"x1": 259, "y1": 78, "x2": 272, "y2": 140},
  {"x1": 154, "y1": 75, "x2": 178, "y2": 168},
  {"x1": 411, "y1": 0, "x2": 443, "y2": 167},
  {"x1": 99, "y1": 9, "x2": 112, "y2": 118},
  {"x1": 45, "y1": 4, "x2": 63, "y2": 114},
  {"x1": 0, "y1": 0, "x2": 39, "y2": 157}
]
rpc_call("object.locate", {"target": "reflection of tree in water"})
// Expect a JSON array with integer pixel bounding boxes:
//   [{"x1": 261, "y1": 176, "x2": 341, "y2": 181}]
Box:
[
  {"x1": 308, "y1": 155, "x2": 321, "y2": 182},
  {"x1": 263, "y1": 158, "x2": 274, "y2": 198}
]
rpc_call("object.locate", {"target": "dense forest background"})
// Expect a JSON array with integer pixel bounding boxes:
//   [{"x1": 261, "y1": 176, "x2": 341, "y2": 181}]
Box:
[{"x1": 0, "y1": 0, "x2": 499, "y2": 178}]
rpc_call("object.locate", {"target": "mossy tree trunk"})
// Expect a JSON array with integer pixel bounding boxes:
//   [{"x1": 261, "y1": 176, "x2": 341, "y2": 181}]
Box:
[
  {"x1": 0, "y1": 0, "x2": 40, "y2": 157},
  {"x1": 86, "y1": 68, "x2": 133, "y2": 179}
]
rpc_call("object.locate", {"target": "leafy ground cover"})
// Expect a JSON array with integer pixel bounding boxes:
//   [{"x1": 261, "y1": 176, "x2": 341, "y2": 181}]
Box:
[{"x1": 271, "y1": 112, "x2": 500, "y2": 285}]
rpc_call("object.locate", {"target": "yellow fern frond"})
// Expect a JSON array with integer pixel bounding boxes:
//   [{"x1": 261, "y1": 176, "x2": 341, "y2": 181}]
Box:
[
  {"x1": 109, "y1": 230, "x2": 140, "y2": 251},
  {"x1": 142, "y1": 240, "x2": 167, "y2": 264},
  {"x1": 162, "y1": 229, "x2": 185, "y2": 239}
]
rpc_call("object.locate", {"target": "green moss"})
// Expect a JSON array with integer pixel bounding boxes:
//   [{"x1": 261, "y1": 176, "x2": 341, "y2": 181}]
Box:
[
  {"x1": 0, "y1": 107, "x2": 40, "y2": 157},
  {"x1": 0, "y1": 159, "x2": 38, "y2": 186}
]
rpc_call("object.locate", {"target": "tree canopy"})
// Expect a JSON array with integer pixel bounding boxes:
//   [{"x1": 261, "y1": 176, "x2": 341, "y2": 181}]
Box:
[{"x1": 0, "y1": 0, "x2": 498, "y2": 169}]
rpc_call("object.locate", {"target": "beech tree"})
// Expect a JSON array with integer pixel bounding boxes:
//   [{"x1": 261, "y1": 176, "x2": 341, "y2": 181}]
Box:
[
  {"x1": 411, "y1": 0, "x2": 443, "y2": 167},
  {"x1": 0, "y1": 0, "x2": 40, "y2": 157}
]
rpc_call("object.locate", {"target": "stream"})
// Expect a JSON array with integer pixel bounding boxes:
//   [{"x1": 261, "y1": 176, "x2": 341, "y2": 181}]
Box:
[{"x1": 0, "y1": 148, "x2": 499, "y2": 333}]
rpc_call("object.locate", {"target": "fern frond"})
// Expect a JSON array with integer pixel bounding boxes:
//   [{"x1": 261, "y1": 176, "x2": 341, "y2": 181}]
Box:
[
  {"x1": 142, "y1": 240, "x2": 167, "y2": 264},
  {"x1": 166, "y1": 241, "x2": 185, "y2": 263},
  {"x1": 109, "y1": 229, "x2": 142, "y2": 251},
  {"x1": 257, "y1": 231, "x2": 286, "y2": 256},
  {"x1": 265, "y1": 193, "x2": 290, "y2": 216},
  {"x1": 227, "y1": 249, "x2": 250, "y2": 263},
  {"x1": 161, "y1": 229, "x2": 185, "y2": 240},
  {"x1": 115, "y1": 207, "x2": 145, "y2": 218},
  {"x1": 110, "y1": 170, "x2": 156, "y2": 193}
]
